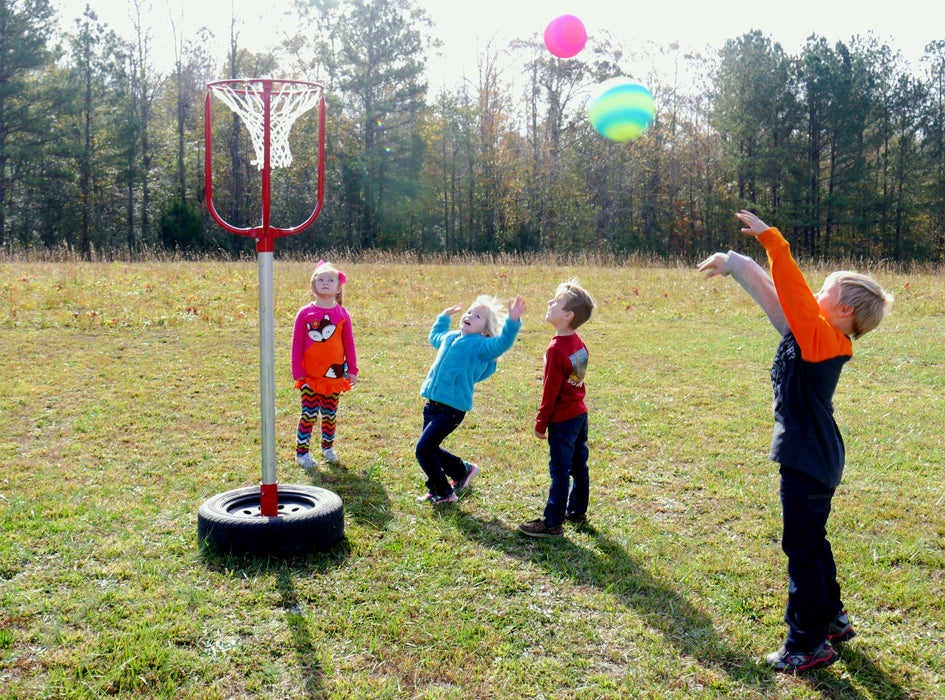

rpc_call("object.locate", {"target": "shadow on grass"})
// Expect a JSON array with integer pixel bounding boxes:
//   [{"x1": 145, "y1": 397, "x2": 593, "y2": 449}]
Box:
[
  {"x1": 450, "y1": 511, "x2": 754, "y2": 680},
  {"x1": 450, "y1": 511, "x2": 908, "y2": 698},
  {"x1": 196, "y1": 456, "x2": 389, "y2": 699},
  {"x1": 200, "y1": 542, "x2": 351, "y2": 700},
  {"x1": 276, "y1": 567, "x2": 328, "y2": 700},
  {"x1": 802, "y1": 643, "x2": 910, "y2": 700},
  {"x1": 304, "y1": 460, "x2": 393, "y2": 530}
]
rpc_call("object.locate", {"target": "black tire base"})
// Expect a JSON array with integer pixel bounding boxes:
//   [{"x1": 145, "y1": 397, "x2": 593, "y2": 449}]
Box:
[{"x1": 197, "y1": 484, "x2": 344, "y2": 558}]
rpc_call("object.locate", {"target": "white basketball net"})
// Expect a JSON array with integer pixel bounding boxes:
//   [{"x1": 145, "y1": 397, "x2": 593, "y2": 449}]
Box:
[{"x1": 210, "y1": 81, "x2": 323, "y2": 170}]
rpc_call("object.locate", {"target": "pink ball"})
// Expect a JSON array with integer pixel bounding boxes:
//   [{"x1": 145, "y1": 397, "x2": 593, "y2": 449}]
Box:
[{"x1": 544, "y1": 15, "x2": 587, "y2": 59}]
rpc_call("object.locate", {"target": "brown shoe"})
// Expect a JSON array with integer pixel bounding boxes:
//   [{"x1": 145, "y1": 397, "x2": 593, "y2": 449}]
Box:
[{"x1": 517, "y1": 518, "x2": 563, "y2": 538}]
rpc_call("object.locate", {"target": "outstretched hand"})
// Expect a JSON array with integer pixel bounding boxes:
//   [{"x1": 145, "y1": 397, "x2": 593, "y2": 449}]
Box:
[
  {"x1": 697, "y1": 252, "x2": 729, "y2": 278},
  {"x1": 735, "y1": 209, "x2": 769, "y2": 236},
  {"x1": 508, "y1": 295, "x2": 525, "y2": 321},
  {"x1": 442, "y1": 304, "x2": 464, "y2": 317}
]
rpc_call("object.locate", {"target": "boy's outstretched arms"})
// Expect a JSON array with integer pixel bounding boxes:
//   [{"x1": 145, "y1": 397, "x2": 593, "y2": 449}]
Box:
[
  {"x1": 698, "y1": 211, "x2": 790, "y2": 336},
  {"x1": 508, "y1": 295, "x2": 525, "y2": 321}
]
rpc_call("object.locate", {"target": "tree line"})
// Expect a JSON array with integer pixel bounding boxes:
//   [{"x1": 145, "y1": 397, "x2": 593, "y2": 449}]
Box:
[{"x1": 3, "y1": 0, "x2": 945, "y2": 262}]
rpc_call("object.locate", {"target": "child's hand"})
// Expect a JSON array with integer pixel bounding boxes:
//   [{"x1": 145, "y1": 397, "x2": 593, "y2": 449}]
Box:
[
  {"x1": 735, "y1": 209, "x2": 769, "y2": 236},
  {"x1": 508, "y1": 295, "x2": 525, "y2": 321},
  {"x1": 348, "y1": 373, "x2": 358, "y2": 387},
  {"x1": 697, "y1": 252, "x2": 729, "y2": 278},
  {"x1": 535, "y1": 429, "x2": 547, "y2": 440},
  {"x1": 442, "y1": 304, "x2": 463, "y2": 316}
]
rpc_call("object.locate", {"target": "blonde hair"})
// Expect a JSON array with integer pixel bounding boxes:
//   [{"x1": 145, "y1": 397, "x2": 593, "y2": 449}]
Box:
[
  {"x1": 471, "y1": 295, "x2": 507, "y2": 337},
  {"x1": 828, "y1": 271, "x2": 894, "y2": 339},
  {"x1": 310, "y1": 261, "x2": 344, "y2": 305},
  {"x1": 555, "y1": 278, "x2": 595, "y2": 329}
]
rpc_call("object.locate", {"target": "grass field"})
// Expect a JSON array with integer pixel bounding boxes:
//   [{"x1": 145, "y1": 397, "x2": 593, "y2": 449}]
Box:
[{"x1": 0, "y1": 256, "x2": 942, "y2": 699}]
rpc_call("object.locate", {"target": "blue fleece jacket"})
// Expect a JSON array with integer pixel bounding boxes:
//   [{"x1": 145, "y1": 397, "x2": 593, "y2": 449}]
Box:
[{"x1": 419, "y1": 313, "x2": 522, "y2": 412}]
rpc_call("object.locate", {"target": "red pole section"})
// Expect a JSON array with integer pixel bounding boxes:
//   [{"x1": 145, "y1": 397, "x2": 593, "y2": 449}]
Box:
[{"x1": 257, "y1": 81, "x2": 274, "y2": 254}]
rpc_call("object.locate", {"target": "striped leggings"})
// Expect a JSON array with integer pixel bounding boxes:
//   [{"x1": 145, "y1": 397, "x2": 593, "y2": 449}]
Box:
[{"x1": 296, "y1": 388, "x2": 341, "y2": 454}]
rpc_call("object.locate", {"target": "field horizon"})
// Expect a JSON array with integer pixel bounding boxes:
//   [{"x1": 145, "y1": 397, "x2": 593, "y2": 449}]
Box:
[{"x1": 0, "y1": 258, "x2": 941, "y2": 699}]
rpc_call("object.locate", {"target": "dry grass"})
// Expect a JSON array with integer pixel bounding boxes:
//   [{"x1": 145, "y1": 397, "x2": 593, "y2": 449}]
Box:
[{"x1": 0, "y1": 257, "x2": 941, "y2": 698}]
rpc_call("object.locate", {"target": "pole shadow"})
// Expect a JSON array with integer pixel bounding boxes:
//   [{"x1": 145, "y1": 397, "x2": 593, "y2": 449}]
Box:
[
  {"x1": 200, "y1": 549, "x2": 350, "y2": 699},
  {"x1": 276, "y1": 568, "x2": 327, "y2": 700}
]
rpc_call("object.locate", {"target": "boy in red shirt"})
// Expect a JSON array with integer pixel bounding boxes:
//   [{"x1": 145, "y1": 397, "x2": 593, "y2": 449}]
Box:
[{"x1": 519, "y1": 279, "x2": 596, "y2": 538}]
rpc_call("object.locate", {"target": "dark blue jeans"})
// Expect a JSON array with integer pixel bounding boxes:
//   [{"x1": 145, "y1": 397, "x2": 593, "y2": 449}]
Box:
[
  {"x1": 543, "y1": 412, "x2": 590, "y2": 528},
  {"x1": 416, "y1": 401, "x2": 467, "y2": 498},
  {"x1": 779, "y1": 465, "x2": 844, "y2": 651}
]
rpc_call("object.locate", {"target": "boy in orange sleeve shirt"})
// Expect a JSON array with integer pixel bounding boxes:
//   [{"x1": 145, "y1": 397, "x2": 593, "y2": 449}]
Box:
[
  {"x1": 700, "y1": 211, "x2": 893, "y2": 673},
  {"x1": 519, "y1": 279, "x2": 596, "y2": 538}
]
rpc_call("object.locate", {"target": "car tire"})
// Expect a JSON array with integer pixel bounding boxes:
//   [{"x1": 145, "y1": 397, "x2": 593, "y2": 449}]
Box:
[{"x1": 197, "y1": 484, "x2": 344, "y2": 558}]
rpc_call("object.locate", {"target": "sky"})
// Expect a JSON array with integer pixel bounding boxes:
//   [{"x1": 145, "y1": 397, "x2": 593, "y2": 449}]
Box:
[{"x1": 55, "y1": 0, "x2": 939, "y2": 87}]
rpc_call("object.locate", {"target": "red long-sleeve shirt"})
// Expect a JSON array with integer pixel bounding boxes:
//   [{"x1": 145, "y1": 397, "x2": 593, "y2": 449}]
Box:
[{"x1": 535, "y1": 333, "x2": 589, "y2": 435}]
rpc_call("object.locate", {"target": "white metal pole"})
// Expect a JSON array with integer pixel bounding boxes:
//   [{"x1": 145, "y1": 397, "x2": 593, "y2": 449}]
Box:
[{"x1": 258, "y1": 251, "x2": 277, "y2": 490}]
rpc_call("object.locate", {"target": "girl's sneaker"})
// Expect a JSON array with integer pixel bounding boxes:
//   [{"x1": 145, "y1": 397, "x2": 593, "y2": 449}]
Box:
[
  {"x1": 764, "y1": 641, "x2": 837, "y2": 673},
  {"x1": 296, "y1": 452, "x2": 318, "y2": 469},
  {"x1": 322, "y1": 447, "x2": 340, "y2": 464},
  {"x1": 453, "y1": 462, "x2": 479, "y2": 495},
  {"x1": 416, "y1": 491, "x2": 458, "y2": 505}
]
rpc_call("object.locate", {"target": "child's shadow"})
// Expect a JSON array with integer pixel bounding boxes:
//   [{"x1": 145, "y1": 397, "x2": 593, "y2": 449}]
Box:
[
  {"x1": 303, "y1": 460, "x2": 393, "y2": 531},
  {"x1": 450, "y1": 511, "x2": 748, "y2": 677},
  {"x1": 811, "y1": 644, "x2": 910, "y2": 699},
  {"x1": 450, "y1": 512, "x2": 909, "y2": 698}
]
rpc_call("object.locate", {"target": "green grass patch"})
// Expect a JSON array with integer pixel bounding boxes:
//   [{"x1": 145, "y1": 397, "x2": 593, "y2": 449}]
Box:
[{"x1": 0, "y1": 259, "x2": 941, "y2": 698}]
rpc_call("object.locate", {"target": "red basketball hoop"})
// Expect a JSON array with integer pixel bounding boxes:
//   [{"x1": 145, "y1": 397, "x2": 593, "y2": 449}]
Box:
[{"x1": 204, "y1": 78, "x2": 326, "y2": 254}]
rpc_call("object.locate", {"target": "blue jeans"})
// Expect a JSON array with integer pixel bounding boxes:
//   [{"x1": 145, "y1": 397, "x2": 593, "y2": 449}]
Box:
[
  {"x1": 416, "y1": 401, "x2": 467, "y2": 497},
  {"x1": 779, "y1": 466, "x2": 844, "y2": 651},
  {"x1": 543, "y1": 412, "x2": 590, "y2": 528}
]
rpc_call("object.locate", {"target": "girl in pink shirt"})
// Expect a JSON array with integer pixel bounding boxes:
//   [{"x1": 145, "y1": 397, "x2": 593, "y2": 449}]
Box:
[{"x1": 291, "y1": 261, "x2": 358, "y2": 468}]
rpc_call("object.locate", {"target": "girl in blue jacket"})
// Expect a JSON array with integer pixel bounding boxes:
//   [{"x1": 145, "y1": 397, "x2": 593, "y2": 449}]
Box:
[{"x1": 416, "y1": 294, "x2": 525, "y2": 505}]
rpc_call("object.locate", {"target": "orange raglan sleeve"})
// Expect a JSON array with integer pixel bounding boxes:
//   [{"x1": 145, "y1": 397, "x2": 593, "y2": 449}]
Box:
[{"x1": 757, "y1": 227, "x2": 852, "y2": 362}]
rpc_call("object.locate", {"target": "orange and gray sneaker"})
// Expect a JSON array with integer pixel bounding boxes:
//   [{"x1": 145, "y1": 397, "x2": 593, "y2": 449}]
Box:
[
  {"x1": 828, "y1": 610, "x2": 856, "y2": 644},
  {"x1": 765, "y1": 641, "x2": 837, "y2": 673}
]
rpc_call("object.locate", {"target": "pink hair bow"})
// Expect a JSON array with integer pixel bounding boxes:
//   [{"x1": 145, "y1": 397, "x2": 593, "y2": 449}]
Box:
[{"x1": 317, "y1": 259, "x2": 346, "y2": 285}]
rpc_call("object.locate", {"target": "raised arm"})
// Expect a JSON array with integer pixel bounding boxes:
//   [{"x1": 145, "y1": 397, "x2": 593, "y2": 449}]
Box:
[{"x1": 698, "y1": 251, "x2": 789, "y2": 336}]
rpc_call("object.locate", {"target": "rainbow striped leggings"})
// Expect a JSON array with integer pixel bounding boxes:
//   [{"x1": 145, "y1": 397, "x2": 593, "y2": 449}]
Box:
[{"x1": 296, "y1": 388, "x2": 341, "y2": 454}]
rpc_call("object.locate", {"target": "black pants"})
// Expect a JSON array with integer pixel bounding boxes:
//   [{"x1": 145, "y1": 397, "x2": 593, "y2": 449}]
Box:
[
  {"x1": 779, "y1": 465, "x2": 844, "y2": 651},
  {"x1": 416, "y1": 401, "x2": 467, "y2": 497}
]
